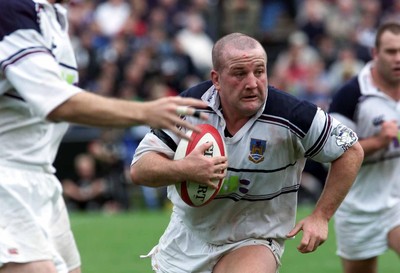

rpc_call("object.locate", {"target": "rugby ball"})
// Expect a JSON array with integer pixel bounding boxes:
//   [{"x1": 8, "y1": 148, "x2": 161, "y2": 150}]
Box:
[{"x1": 174, "y1": 124, "x2": 226, "y2": 207}]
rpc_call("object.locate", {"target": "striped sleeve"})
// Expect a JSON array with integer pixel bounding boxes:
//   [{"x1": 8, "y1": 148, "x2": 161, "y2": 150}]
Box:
[{"x1": 304, "y1": 108, "x2": 358, "y2": 162}]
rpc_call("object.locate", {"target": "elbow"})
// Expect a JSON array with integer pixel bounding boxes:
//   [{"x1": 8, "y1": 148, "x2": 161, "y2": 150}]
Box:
[
  {"x1": 353, "y1": 142, "x2": 365, "y2": 164},
  {"x1": 130, "y1": 164, "x2": 144, "y2": 186}
]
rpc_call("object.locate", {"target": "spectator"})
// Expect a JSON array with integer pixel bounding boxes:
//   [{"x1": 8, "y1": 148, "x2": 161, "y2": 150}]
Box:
[
  {"x1": 271, "y1": 30, "x2": 319, "y2": 94},
  {"x1": 175, "y1": 13, "x2": 214, "y2": 78},
  {"x1": 62, "y1": 153, "x2": 111, "y2": 212},
  {"x1": 93, "y1": 0, "x2": 131, "y2": 39},
  {"x1": 328, "y1": 46, "x2": 365, "y2": 88},
  {"x1": 325, "y1": 0, "x2": 360, "y2": 47},
  {"x1": 296, "y1": 0, "x2": 328, "y2": 47},
  {"x1": 220, "y1": 0, "x2": 262, "y2": 38}
]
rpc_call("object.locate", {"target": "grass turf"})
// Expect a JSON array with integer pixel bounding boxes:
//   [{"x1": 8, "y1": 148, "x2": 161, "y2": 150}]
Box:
[{"x1": 71, "y1": 206, "x2": 398, "y2": 273}]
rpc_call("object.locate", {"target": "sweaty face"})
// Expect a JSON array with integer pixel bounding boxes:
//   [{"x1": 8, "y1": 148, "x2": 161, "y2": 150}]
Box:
[
  {"x1": 374, "y1": 31, "x2": 400, "y2": 85},
  {"x1": 212, "y1": 45, "x2": 267, "y2": 119}
]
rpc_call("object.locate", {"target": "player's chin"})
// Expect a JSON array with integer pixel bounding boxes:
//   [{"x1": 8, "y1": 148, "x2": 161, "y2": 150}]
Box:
[{"x1": 241, "y1": 103, "x2": 262, "y2": 116}]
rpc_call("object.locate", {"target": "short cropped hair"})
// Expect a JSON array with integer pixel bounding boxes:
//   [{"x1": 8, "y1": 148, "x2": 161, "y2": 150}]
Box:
[
  {"x1": 375, "y1": 22, "x2": 400, "y2": 49},
  {"x1": 212, "y1": 33, "x2": 267, "y2": 72}
]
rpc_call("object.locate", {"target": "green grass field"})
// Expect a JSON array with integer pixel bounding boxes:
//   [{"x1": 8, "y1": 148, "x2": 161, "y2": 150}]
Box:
[{"x1": 71, "y1": 206, "x2": 398, "y2": 273}]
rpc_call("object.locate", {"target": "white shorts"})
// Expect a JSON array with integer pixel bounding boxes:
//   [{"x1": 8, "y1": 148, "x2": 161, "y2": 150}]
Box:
[
  {"x1": 0, "y1": 164, "x2": 81, "y2": 272},
  {"x1": 142, "y1": 212, "x2": 284, "y2": 273},
  {"x1": 334, "y1": 202, "x2": 400, "y2": 260}
]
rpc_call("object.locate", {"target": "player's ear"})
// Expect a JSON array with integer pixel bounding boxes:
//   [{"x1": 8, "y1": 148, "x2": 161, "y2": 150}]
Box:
[{"x1": 211, "y1": 70, "x2": 220, "y2": 90}]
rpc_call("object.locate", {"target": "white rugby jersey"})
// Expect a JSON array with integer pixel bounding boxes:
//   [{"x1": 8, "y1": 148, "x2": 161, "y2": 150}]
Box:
[
  {"x1": 132, "y1": 81, "x2": 358, "y2": 244},
  {"x1": 330, "y1": 62, "x2": 400, "y2": 214},
  {"x1": 0, "y1": 0, "x2": 81, "y2": 173}
]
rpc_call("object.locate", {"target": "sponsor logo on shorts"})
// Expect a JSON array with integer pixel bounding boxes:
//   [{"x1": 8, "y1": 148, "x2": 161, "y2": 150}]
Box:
[{"x1": 8, "y1": 248, "x2": 18, "y2": 255}]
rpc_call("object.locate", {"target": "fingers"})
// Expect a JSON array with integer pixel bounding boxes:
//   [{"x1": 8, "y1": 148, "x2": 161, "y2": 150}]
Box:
[
  {"x1": 174, "y1": 118, "x2": 206, "y2": 135},
  {"x1": 297, "y1": 235, "x2": 324, "y2": 253},
  {"x1": 214, "y1": 160, "x2": 228, "y2": 174},
  {"x1": 288, "y1": 221, "x2": 326, "y2": 253},
  {"x1": 176, "y1": 106, "x2": 208, "y2": 120},
  {"x1": 286, "y1": 222, "x2": 302, "y2": 238},
  {"x1": 170, "y1": 119, "x2": 201, "y2": 140},
  {"x1": 209, "y1": 161, "x2": 227, "y2": 190}
]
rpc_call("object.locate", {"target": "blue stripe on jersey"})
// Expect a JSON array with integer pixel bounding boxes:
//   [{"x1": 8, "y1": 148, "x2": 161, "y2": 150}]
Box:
[
  {"x1": 227, "y1": 161, "x2": 297, "y2": 173},
  {"x1": 60, "y1": 62, "x2": 78, "y2": 71},
  {"x1": 263, "y1": 87, "x2": 317, "y2": 137},
  {"x1": 216, "y1": 184, "x2": 300, "y2": 202},
  {"x1": 4, "y1": 91, "x2": 25, "y2": 101},
  {"x1": 0, "y1": 0, "x2": 40, "y2": 41},
  {"x1": 305, "y1": 112, "x2": 332, "y2": 157},
  {"x1": 328, "y1": 76, "x2": 361, "y2": 122},
  {"x1": 1, "y1": 46, "x2": 51, "y2": 72},
  {"x1": 363, "y1": 152, "x2": 400, "y2": 165}
]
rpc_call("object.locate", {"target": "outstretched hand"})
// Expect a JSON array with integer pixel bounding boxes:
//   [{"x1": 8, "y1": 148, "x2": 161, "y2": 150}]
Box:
[
  {"x1": 143, "y1": 96, "x2": 208, "y2": 140},
  {"x1": 286, "y1": 213, "x2": 329, "y2": 253}
]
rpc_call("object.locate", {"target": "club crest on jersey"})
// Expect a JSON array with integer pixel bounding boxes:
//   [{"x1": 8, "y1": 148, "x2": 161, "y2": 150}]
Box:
[
  {"x1": 248, "y1": 138, "x2": 266, "y2": 163},
  {"x1": 331, "y1": 124, "x2": 358, "y2": 151}
]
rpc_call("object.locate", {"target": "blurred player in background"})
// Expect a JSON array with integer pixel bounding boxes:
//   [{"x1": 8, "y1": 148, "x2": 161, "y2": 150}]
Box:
[
  {"x1": 329, "y1": 22, "x2": 400, "y2": 273},
  {"x1": 130, "y1": 32, "x2": 364, "y2": 273},
  {"x1": 0, "y1": 1, "x2": 207, "y2": 273}
]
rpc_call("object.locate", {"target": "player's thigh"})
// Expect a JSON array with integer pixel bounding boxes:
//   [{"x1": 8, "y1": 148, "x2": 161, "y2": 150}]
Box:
[
  {"x1": 341, "y1": 257, "x2": 377, "y2": 273},
  {"x1": 0, "y1": 260, "x2": 57, "y2": 273},
  {"x1": 388, "y1": 225, "x2": 400, "y2": 255},
  {"x1": 213, "y1": 245, "x2": 277, "y2": 273}
]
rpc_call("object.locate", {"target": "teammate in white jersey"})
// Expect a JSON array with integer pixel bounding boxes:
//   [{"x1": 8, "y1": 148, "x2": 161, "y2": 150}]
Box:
[
  {"x1": 0, "y1": 1, "x2": 207, "y2": 273},
  {"x1": 329, "y1": 22, "x2": 400, "y2": 273},
  {"x1": 130, "y1": 33, "x2": 364, "y2": 273}
]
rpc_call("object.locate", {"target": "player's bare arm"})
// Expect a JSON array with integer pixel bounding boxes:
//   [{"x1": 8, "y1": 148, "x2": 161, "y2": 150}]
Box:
[
  {"x1": 130, "y1": 142, "x2": 227, "y2": 189},
  {"x1": 287, "y1": 142, "x2": 364, "y2": 253},
  {"x1": 47, "y1": 92, "x2": 208, "y2": 140}
]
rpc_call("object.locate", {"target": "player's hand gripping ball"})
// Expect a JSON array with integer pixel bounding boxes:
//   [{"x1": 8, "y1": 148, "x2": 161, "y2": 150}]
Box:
[{"x1": 174, "y1": 124, "x2": 226, "y2": 207}]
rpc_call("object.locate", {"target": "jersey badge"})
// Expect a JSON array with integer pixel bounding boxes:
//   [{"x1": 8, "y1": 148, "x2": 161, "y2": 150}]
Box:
[
  {"x1": 331, "y1": 124, "x2": 358, "y2": 151},
  {"x1": 248, "y1": 138, "x2": 266, "y2": 163}
]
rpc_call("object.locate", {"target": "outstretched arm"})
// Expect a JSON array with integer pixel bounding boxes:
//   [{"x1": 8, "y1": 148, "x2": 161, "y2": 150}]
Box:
[
  {"x1": 287, "y1": 142, "x2": 364, "y2": 253},
  {"x1": 48, "y1": 91, "x2": 208, "y2": 140}
]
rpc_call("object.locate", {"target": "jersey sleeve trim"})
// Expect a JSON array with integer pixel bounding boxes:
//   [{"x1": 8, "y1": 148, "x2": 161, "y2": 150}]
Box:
[
  {"x1": 151, "y1": 128, "x2": 177, "y2": 151},
  {"x1": 304, "y1": 112, "x2": 332, "y2": 158},
  {"x1": 1, "y1": 46, "x2": 52, "y2": 72}
]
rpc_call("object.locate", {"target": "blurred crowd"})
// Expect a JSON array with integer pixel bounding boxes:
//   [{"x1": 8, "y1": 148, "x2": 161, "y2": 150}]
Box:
[{"x1": 58, "y1": 0, "x2": 399, "y2": 212}]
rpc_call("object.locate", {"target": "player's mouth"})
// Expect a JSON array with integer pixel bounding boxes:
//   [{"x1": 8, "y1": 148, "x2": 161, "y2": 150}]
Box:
[
  {"x1": 242, "y1": 94, "x2": 259, "y2": 101},
  {"x1": 392, "y1": 67, "x2": 400, "y2": 75}
]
